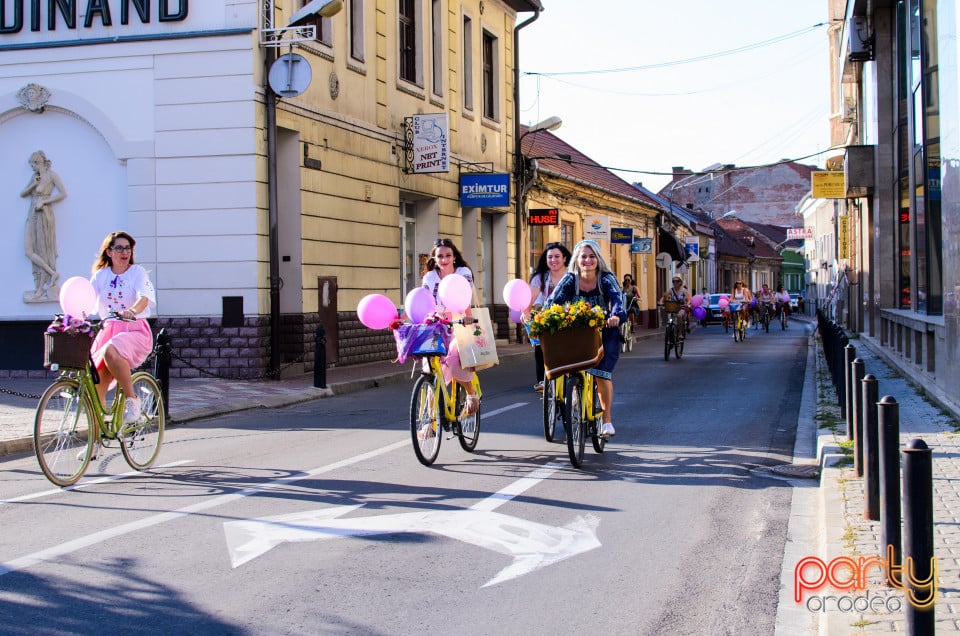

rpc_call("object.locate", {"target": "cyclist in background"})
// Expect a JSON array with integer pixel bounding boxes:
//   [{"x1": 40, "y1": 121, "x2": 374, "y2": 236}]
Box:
[
  {"x1": 661, "y1": 276, "x2": 692, "y2": 336},
  {"x1": 525, "y1": 242, "x2": 571, "y2": 392},
  {"x1": 728, "y1": 280, "x2": 752, "y2": 331},
  {"x1": 758, "y1": 283, "x2": 776, "y2": 325}
]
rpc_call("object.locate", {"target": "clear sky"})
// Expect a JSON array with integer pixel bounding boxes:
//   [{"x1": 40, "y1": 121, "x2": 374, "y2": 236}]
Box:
[{"x1": 518, "y1": 1, "x2": 833, "y2": 194}]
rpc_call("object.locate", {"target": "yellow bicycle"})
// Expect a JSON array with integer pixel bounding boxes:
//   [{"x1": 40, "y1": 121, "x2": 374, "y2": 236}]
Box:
[
  {"x1": 405, "y1": 320, "x2": 482, "y2": 466},
  {"x1": 33, "y1": 317, "x2": 165, "y2": 486}
]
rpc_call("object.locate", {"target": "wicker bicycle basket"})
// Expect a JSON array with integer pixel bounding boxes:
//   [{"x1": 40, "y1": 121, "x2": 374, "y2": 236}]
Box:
[
  {"x1": 43, "y1": 331, "x2": 93, "y2": 369},
  {"x1": 537, "y1": 326, "x2": 604, "y2": 380},
  {"x1": 662, "y1": 300, "x2": 682, "y2": 313}
]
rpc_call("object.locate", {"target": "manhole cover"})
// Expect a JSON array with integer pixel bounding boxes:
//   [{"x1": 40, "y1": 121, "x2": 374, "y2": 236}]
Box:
[{"x1": 769, "y1": 463, "x2": 820, "y2": 479}]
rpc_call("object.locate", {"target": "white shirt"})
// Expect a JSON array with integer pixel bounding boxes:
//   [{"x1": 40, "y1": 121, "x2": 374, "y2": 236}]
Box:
[{"x1": 91, "y1": 265, "x2": 157, "y2": 318}]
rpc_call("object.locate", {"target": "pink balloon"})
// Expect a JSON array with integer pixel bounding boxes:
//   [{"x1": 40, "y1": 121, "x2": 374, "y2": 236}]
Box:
[
  {"x1": 510, "y1": 308, "x2": 523, "y2": 323},
  {"x1": 692, "y1": 306, "x2": 707, "y2": 320},
  {"x1": 782, "y1": 292, "x2": 791, "y2": 303},
  {"x1": 404, "y1": 287, "x2": 436, "y2": 324},
  {"x1": 437, "y1": 274, "x2": 472, "y2": 313},
  {"x1": 691, "y1": 294, "x2": 703, "y2": 308},
  {"x1": 59, "y1": 276, "x2": 97, "y2": 318},
  {"x1": 718, "y1": 297, "x2": 729, "y2": 308},
  {"x1": 357, "y1": 294, "x2": 398, "y2": 329},
  {"x1": 503, "y1": 279, "x2": 532, "y2": 312}
]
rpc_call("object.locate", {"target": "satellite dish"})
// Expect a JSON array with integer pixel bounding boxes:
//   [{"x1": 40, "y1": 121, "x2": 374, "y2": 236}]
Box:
[
  {"x1": 655, "y1": 252, "x2": 672, "y2": 269},
  {"x1": 269, "y1": 53, "x2": 312, "y2": 98}
]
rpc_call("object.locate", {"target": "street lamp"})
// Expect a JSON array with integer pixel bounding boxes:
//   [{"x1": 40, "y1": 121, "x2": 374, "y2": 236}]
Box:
[{"x1": 514, "y1": 115, "x2": 562, "y2": 278}]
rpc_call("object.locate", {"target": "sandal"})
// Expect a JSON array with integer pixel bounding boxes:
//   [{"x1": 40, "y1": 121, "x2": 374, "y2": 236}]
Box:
[{"x1": 460, "y1": 394, "x2": 480, "y2": 419}]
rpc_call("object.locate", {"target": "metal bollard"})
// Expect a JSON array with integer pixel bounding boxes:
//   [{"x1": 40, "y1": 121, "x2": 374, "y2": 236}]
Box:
[
  {"x1": 862, "y1": 374, "x2": 880, "y2": 520},
  {"x1": 313, "y1": 324, "x2": 327, "y2": 389},
  {"x1": 843, "y1": 343, "x2": 856, "y2": 431},
  {"x1": 902, "y1": 438, "x2": 936, "y2": 633},
  {"x1": 851, "y1": 358, "x2": 865, "y2": 476},
  {"x1": 153, "y1": 328, "x2": 171, "y2": 418},
  {"x1": 878, "y1": 395, "x2": 902, "y2": 586}
]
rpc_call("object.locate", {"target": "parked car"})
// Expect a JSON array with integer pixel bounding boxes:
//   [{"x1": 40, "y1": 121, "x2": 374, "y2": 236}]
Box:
[
  {"x1": 789, "y1": 293, "x2": 801, "y2": 311},
  {"x1": 705, "y1": 293, "x2": 727, "y2": 324}
]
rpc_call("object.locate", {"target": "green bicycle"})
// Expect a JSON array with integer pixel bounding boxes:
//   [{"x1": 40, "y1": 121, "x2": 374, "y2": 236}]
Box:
[
  {"x1": 406, "y1": 320, "x2": 482, "y2": 467},
  {"x1": 33, "y1": 318, "x2": 165, "y2": 487}
]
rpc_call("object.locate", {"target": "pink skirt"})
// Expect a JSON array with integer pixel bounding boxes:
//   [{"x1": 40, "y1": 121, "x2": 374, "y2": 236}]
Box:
[{"x1": 91, "y1": 319, "x2": 154, "y2": 374}]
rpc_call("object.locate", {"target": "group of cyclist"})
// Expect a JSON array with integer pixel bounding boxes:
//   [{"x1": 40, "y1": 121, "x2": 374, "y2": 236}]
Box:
[{"x1": 725, "y1": 281, "x2": 793, "y2": 334}]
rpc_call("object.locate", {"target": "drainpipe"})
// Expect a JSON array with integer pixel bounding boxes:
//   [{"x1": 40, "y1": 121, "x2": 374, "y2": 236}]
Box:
[
  {"x1": 265, "y1": 48, "x2": 281, "y2": 379},
  {"x1": 512, "y1": 6, "x2": 541, "y2": 280}
]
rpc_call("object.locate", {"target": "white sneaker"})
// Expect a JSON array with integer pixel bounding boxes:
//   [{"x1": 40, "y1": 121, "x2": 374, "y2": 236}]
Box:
[
  {"x1": 600, "y1": 422, "x2": 616, "y2": 438},
  {"x1": 77, "y1": 444, "x2": 99, "y2": 461},
  {"x1": 123, "y1": 397, "x2": 141, "y2": 425}
]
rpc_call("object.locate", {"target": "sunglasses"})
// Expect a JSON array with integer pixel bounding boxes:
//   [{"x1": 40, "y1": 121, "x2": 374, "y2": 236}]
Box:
[{"x1": 434, "y1": 238, "x2": 454, "y2": 247}]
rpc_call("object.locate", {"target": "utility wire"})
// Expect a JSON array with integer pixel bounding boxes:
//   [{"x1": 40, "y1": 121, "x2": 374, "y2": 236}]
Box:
[{"x1": 528, "y1": 23, "x2": 827, "y2": 77}]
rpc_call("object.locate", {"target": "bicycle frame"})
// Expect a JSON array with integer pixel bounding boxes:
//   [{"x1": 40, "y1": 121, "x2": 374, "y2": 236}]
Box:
[{"x1": 425, "y1": 354, "x2": 482, "y2": 423}]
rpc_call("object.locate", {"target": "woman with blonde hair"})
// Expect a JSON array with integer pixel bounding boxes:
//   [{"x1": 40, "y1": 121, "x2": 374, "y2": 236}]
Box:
[{"x1": 546, "y1": 240, "x2": 625, "y2": 437}]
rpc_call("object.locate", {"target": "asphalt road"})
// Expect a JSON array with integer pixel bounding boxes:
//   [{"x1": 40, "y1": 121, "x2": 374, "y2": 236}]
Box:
[{"x1": 0, "y1": 321, "x2": 810, "y2": 635}]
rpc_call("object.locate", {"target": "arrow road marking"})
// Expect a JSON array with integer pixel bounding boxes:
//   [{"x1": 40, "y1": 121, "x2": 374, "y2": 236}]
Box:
[{"x1": 223, "y1": 462, "x2": 603, "y2": 586}]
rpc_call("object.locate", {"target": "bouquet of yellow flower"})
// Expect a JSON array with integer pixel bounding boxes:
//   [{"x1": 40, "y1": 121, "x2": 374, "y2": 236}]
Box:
[{"x1": 527, "y1": 300, "x2": 607, "y2": 337}]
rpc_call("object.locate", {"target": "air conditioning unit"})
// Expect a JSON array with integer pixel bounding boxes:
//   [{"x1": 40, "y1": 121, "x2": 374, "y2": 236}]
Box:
[{"x1": 848, "y1": 17, "x2": 873, "y2": 62}]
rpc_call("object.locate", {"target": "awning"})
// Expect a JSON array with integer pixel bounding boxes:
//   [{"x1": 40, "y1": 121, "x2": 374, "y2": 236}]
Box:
[{"x1": 658, "y1": 228, "x2": 688, "y2": 263}]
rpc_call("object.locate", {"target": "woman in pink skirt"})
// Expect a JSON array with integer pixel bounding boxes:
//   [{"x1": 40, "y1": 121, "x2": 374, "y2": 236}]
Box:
[{"x1": 89, "y1": 231, "x2": 156, "y2": 424}]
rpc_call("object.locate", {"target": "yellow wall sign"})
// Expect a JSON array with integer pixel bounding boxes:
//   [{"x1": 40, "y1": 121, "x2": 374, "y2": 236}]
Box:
[
  {"x1": 812, "y1": 171, "x2": 846, "y2": 198},
  {"x1": 839, "y1": 215, "x2": 850, "y2": 259}
]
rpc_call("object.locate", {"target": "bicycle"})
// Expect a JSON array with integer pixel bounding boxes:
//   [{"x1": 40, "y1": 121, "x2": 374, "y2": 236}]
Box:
[
  {"x1": 403, "y1": 319, "x2": 482, "y2": 467},
  {"x1": 559, "y1": 368, "x2": 605, "y2": 468},
  {"x1": 778, "y1": 303, "x2": 789, "y2": 330},
  {"x1": 730, "y1": 303, "x2": 747, "y2": 342},
  {"x1": 620, "y1": 296, "x2": 640, "y2": 353},
  {"x1": 760, "y1": 302, "x2": 772, "y2": 333},
  {"x1": 661, "y1": 301, "x2": 684, "y2": 361},
  {"x1": 33, "y1": 316, "x2": 165, "y2": 487},
  {"x1": 721, "y1": 307, "x2": 732, "y2": 333}
]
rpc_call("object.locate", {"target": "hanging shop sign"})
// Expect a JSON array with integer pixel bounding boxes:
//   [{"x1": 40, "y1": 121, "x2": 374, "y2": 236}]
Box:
[
  {"x1": 460, "y1": 173, "x2": 510, "y2": 207},
  {"x1": 610, "y1": 228, "x2": 633, "y2": 244},
  {"x1": 786, "y1": 227, "x2": 814, "y2": 240},
  {"x1": 411, "y1": 113, "x2": 449, "y2": 173},
  {"x1": 630, "y1": 238, "x2": 653, "y2": 254},
  {"x1": 583, "y1": 215, "x2": 610, "y2": 242},
  {"x1": 528, "y1": 208, "x2": 559, "y2": 226},
  {"x1": 685, "y1": 236, "x2": 699, "y2": 256},
  {"x1": 811, "y1": 171, "x2": 846, "y2": 199}
]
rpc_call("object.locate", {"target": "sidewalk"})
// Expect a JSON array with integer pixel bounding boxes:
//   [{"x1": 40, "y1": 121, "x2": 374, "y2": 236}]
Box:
[{"x1": 785, "y1": 329, "x2": 960, "y2": 635}]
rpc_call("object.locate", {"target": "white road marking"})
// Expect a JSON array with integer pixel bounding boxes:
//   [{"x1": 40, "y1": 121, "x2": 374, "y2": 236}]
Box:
[
  {"x1": 0, "y1": 402, "x2": 533, "y2": 578},
  {"x1": 222, "y1": 462, "x2": 603, "y2": 587}
]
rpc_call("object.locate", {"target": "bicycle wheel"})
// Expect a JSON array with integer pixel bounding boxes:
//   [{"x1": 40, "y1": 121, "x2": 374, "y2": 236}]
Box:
[
  {"x1": 410, "y1": 374, "x2": 442, "y2": 466},
  {"x1": 763, "y1": 312, "x2": 770, "y2": 332},
  {"x1": 663, "y1": 324, "x2": 673, "y2": 361},
  {"x1": 738, "y1": 317, "x2": 747, "y2": 342},
  {"x1": 781, "y1": 310, "x2": 787, "y2": 330},
  {"x1": 542, "y1": 377, "x2": 562, "y2": 442},
  {"x1": 563, "y1": 375, "x2": 586, "y2": 468},
  {"x1": 675, "y1": 333, "x2": 684, "y2": 359},
  {"x1": 625, "y1": 322, "x2": 634, "y2": 352},
  {"x1": 454, "y1": 383, "x2": 481, "y2": 452},
  {"x1": 120, "y1": 372, "x2": 166, "y2": 471},
  {"x1": 34, "y1": 379, "x2": 94, "y2": 487},
  {"x1": 589, "y1": 381, "x2": 605, "y2": 454}
]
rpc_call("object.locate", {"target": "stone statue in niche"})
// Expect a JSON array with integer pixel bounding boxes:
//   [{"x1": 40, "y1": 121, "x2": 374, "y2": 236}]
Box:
[{"x1": 20, "y1": 150, "x2": 67, "y2": 302}]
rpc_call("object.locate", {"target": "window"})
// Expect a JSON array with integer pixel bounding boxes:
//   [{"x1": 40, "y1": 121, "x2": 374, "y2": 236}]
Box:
[
  {"x1": 301, "y1": 0, "x2": 333, "y2": 45},
  {"x1": 400, "y1": 202, "x2": 418, "y2": 296},
  {"x1": 399, "y1": 0, "x2": 421, "y2": 85},
  {"x1": 462, "y1": 15, "x2": 473, "y2": 112},
  {"x1": 431, "y1": 0, "x2": 442, "y2": 97},
  {"x1": 349, "y1": 0, "x2": 364, "y2": 62},
  {"x1": 561, "y1": 222, "x2": 574, "y2": 252},
  {"x1": 481, "y1": 30, "x2": 498, "y2": 120}
]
